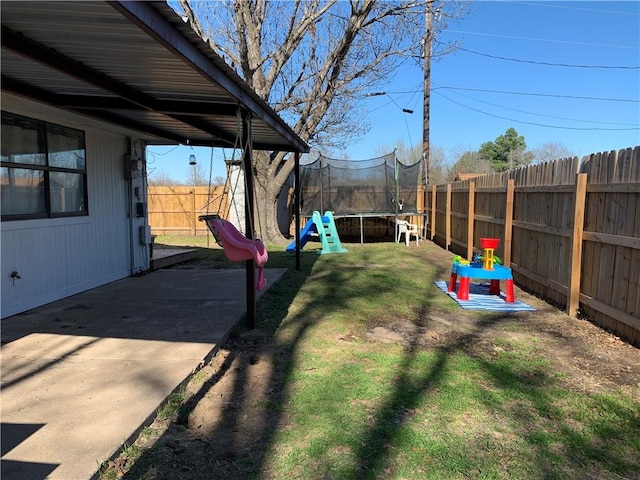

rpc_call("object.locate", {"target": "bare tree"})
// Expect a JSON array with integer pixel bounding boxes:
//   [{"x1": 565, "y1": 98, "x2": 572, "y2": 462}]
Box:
[
  {"x1": 147, "y1": 169, "x2": 182, "y2": 186},
  {"x1": 374, "y1": 139, "x2": 415, "y2": 164},
  {"x1": 448, "y1": 149, "x2": 494, "y2": 181},
  {"x1": 428, "y1": 145, "x2": 449, "y2": 184},
  {"x1": 177, "y1": 0, "x2": 466, "y2": 243},
  {"x1": 375, "y1": 139, "x2": 449, "y2": 184},
  {"x1": 186, "y1": 163, "x2": 213, "y2": 186},
  {"x1": 532, "y1": 142, "x2": 575, "y2": 164}
]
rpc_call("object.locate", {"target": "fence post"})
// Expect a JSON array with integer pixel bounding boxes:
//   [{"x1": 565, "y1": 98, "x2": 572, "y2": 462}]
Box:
[
  {"x1": 504, "y1": 179, "x2": 515, "y2": 267},
  {"x1": 430, "y1": 185, "x2": 436, "y2": 240},
  {"x1": 567, "y1": 173, "x2": 587, "y2": 316},
  {"x1": 446, "y1": 183, "x2": 452, "y2": 250},
  {"x1": 467, "y1": 181, "x2": 475, "y2": 261},
  {"x1": 191, "y1": 189, "x2": 196, "y2": 235}
]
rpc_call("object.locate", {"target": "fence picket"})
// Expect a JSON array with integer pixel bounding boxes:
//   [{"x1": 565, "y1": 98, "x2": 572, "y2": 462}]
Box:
[{"x1": 427, "y1": 148, "x2": 639, "y2": 344}]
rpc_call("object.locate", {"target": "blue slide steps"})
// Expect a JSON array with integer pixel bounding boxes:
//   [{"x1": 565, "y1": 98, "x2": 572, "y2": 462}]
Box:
[{"x1": 286, "y1": 211, "x2": 347, "y2": 254}]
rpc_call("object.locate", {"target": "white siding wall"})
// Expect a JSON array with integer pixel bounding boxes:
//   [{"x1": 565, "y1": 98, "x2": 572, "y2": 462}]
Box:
[
  {"x1": 228, "y1": 164, "x2": 246, "y2": 232},
  {"x1": 1, "y1": 98, "x2": 139, "y2": 318}
]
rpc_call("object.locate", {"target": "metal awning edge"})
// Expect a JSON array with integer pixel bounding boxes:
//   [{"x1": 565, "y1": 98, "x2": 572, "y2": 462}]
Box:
[{"x1": 111, "y1": 1, "x2": 309, "y2": 153}]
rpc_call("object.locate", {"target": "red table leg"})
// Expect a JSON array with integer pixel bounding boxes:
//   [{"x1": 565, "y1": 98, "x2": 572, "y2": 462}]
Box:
[
  {"x1": 457, "y1": 276, "x2": 470, "y2": 300},
  {"x1": 505, "y1": 279, "x2": 515, "y2": 303},
  {"x1": 489, "y1": 279, "x2": 501, "y2": 294},
  {"x1": 448, "y1": 272, "x2": 458, "y2": 292}
]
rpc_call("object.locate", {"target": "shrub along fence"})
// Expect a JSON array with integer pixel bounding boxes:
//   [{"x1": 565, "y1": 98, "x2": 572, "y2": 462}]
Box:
[{"x1": 428, "y1": 146, "x2": 639, "y2": 345}]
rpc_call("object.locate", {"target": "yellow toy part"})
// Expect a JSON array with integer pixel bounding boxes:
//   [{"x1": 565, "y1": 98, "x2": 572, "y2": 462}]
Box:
[{"x1": 453, "y1": 255, "x2": 470, "y2": 266}]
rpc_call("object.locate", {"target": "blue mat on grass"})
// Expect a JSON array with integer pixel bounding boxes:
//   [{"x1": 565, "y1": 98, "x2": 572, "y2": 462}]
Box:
[{"x1": 435, "y1": 281, "x2": 535, "y2": 312}]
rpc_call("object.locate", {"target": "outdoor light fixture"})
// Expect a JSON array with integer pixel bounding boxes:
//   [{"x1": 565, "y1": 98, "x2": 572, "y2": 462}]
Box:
[{"x1": 189, "y1": 153, "x2": 197, "y2": 165}]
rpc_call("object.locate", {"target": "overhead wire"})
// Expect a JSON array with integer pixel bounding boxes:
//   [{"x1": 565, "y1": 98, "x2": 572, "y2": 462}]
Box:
[
  {"x1": 432, "y1": 90, "x2": 640, "y2": 131},
  {"x1": 508, "y1": 1, "x2": 640, "y2": 17},
  {"x1": 436, "y1": 86, "x2": 640, "y2": 103},
  {"x1": 434, "y1": 84, "x2": 639, "y2": 127},
  {"x1": 443, "y1": 29, "x2": 639, "y2": 50},
  {"x1": 381, "y1": 85, "x2": 639, "y2": 104},
  {"x1": 146, "y1": 144, "x2": 182, "y2": 157},
  {"x1": 374, "y1": 82, "x2": 639, "y2": 128},
  {"x1": 443, "y1": 44, "x2": 639, "y2": 69},
  {"x1": 366, "y1": 4, "x2": 639, "y2": 138}
]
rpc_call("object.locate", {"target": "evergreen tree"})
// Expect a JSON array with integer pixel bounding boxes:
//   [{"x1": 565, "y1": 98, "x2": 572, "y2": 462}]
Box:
[{"x1": 479, "y1": 127, "x2": 533, "y2": 172}]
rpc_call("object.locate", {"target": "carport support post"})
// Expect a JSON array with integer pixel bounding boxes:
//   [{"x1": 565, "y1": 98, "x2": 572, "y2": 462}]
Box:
[
  {"x1": 294, "y1": 151, "x2": 301, "y2": 271},
  {"x1": 242, "y1": 110, "x2": 256, "y2": 329}
]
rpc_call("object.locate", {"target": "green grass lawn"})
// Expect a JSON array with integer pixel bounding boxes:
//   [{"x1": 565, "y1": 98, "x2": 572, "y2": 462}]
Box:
[{"x1": 121, "y1": 237, "x2": 640, "y2": 480}]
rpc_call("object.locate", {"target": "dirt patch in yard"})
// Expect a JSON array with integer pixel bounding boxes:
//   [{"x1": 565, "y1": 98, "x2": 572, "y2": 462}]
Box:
[
  {"x1": 368, "y1": 310, "x2": 639, "y2": 395},
  {"x1": 103, "y1": 253, "x2": 640, "y2": 480}
]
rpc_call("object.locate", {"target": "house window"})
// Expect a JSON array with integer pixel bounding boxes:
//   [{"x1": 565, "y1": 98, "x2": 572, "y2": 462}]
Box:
[{"x1": 1, "y1": 111, "x2": 87, "y2": 220}]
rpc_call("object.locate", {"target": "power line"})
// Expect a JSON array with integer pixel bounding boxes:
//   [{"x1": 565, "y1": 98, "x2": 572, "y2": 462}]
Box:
[
  {"x1": 433, "y1": 90, "x2": 640, "y2": 131},
  {"x1": 510, "y1": 1, "x2": 640, "y2": 17},
  {"x1": 444, "y1": 30, "x2": 639, "y2": 50},
  {"x1": 438, "y1": 84, "x2": 639, "y2": 126},
  {"x1": 439, "y1": 86, "x2": 640, "y2": 103},
  {"x1": 447, "y1": 44, "x2": 639, "y2": 69},
  {"x1": 377, "y1": 85, "x2": 640, "y2": 105},
  {"x1": 147, "y1": 144, "x2": 182, "y2": 156},
  {"x1": 380, "y1": 84, "x2": 640, "y2": 127}
]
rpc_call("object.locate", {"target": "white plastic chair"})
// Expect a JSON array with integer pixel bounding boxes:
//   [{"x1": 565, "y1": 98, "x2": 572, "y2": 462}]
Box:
[{"x1": 396, "y1": 220, "x2": 420, "y2": 247}]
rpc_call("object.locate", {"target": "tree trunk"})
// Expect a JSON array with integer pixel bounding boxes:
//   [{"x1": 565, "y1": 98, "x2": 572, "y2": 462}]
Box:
[
  {"x1": 253, "y1": 150, "x2": 291, "y2": 245},
  {"x1": 254, "y1": 177, "x2": 285, "y2": 245}
]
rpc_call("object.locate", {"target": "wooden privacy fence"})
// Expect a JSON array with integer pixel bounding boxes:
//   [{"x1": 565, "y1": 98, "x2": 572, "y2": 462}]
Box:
[
  {"x1": 148, "y1": 186, "x2": 227, "y2": 235},
  {"x1": 150, "y1": 186, "x2": 429, "y2": 240},
  {"x1": 428, "y1": 146, "x2": 640, "y2": 345}
]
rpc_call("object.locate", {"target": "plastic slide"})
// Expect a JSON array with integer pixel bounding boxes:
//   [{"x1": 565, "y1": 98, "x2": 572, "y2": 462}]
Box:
[
  {"x1": 313, "y1": 211, "x2": 347, "y2": 254},
  {"x1": 286, "y1": 211, "x2": 347, "y2": 254},
  {"x1": 199, "y1": 215, "x2": 268, "y2": 290},
  {"x1": 285, "y1": 217, "x2": 319, "y2": 252}
]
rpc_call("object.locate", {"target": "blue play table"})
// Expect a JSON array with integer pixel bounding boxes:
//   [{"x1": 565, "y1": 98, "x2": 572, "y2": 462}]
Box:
[{"x1": 448, "y1": 262, "x2": 515, "y2": 302}]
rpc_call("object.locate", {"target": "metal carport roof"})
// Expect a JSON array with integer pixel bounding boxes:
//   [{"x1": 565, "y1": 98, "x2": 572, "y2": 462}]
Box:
[{"x1": 1, "y1": 0, "x2": 309, "y2": 153}]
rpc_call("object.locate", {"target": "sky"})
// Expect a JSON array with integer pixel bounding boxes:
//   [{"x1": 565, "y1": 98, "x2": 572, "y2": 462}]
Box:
[{"x1": 146, "y1": 0, "x2": 640, "y2": 184}]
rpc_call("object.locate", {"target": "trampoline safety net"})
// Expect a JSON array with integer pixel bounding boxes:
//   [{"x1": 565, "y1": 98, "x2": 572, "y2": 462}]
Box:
[{"x1": 299, "y1": 152, "x2": 422, "y2": 215}]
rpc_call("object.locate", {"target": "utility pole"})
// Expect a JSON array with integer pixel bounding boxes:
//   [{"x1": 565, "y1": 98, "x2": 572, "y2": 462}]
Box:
[
  {"x1": 423, "y1": 1, "x2": 433, "y2": 187},
  {"x1": 422, "y1": 1, "x2": 433, "y2": 237}
]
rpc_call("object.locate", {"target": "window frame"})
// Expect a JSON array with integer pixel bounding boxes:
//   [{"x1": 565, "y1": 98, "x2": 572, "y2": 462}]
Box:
[{"x1": 1, "y1": 111, "x2": 88, "y2": 221}]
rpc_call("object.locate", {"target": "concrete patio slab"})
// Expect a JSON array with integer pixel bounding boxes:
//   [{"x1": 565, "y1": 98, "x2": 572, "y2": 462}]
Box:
[{"x1": 1, "y1": 267, "x2": 286, "y2": 480}]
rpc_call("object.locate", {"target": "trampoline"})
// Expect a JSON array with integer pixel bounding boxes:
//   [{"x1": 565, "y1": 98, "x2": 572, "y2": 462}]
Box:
[{"x1": 298, "y1": 152, "x2": 425, "y2": 243}]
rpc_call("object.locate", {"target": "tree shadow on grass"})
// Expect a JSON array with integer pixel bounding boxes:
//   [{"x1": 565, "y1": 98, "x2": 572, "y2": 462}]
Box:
[
  {"x1": 113, "y1": 248, "x2": 330, "y2": 479},
  {"x1": 470, "y1": 346, "x2": 640, "y2": 479},
  {"x1": 113, "y1": 245, "x2": 639, "y2": 480},
  {"x1": 347, "y1": 307, "x2": 640, "y2": 480},
  {"x1": 114, "y1": 246, "x2": 434, "y2": 479}
]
